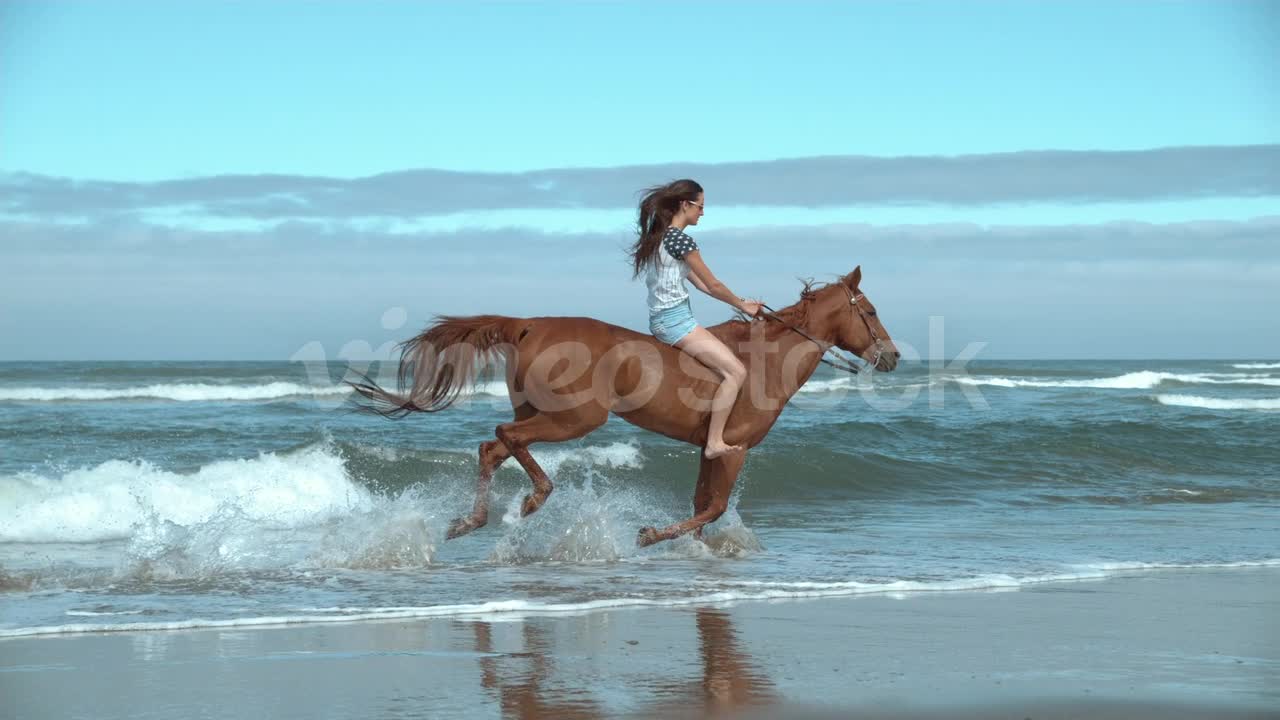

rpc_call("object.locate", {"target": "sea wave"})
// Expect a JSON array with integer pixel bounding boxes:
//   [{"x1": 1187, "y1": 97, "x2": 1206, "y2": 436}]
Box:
[
  {"x1": 0, "y1": 440, "x2": 649, "y2": 545},
  {"x1": 0, "y1": 444, "x2": 376, "y2": 543},
  {"x1": 949, "y1": 370, "x2": 1280, "y2": 390},
  {"x1": 1154, "y1": 394, "x2": 1280, "y2": 411},
  {"x1": 1068, "y1": 559, "x2": 1280, "y2": 572},
  {"x1": 64, "y1": 609, "x2": 147, "y2": 617},
  {"x1": 701, "y1": 559, "x2": 1280, "y2": 591},
  {"x1": 1, "y1": 424, "x2": 1269, "y2": 549},
  {"x1": 5, "y1": 561, "x2": 1275, "y2": 638},
  {"x1": 0, "y1": 382, "x2": 352, "y2": 402},
  {"x1": 1231, "y1": 362, "x2": 1280, "y2": 369},
  {"x1": 0, "y1": 373, "x2": 916, "y2": 405}
]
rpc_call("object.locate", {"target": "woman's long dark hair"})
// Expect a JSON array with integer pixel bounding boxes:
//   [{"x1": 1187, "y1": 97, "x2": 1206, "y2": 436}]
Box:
[{"x1": 628, "y1": 178, "x2": 703, "y2": 278}]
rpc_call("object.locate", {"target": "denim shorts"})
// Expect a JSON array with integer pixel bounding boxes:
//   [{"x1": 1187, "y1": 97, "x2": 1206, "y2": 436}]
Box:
[{"x1": 649, "y1": 299, "x2": 699, "y2": 345}]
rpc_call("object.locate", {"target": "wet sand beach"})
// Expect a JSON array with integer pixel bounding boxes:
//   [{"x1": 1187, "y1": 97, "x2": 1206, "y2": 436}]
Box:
[{"x1": 3, "y1": 567, "x2": 1276, "y2": 719}]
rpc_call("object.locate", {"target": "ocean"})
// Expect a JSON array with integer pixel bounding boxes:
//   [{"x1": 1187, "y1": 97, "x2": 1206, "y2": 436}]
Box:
[{"x1": 1, "y1": 358, "x2": 1277, "y2": 638}]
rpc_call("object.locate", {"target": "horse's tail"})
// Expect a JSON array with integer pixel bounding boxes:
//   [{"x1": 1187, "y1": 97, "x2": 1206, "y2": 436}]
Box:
[{"x1": 348, "y1": 314, "x2": 521, "y2": 418}]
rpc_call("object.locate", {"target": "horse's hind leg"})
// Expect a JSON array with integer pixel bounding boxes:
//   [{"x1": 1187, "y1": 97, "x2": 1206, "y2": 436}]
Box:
[
  {"x1": 496, "y1": 409, "x2": 608, "y2": 518},
  {"x1": 447, "y1": 401, "x2": 537, "y2": 540},
  {"x1": 446, "y1": 438, "x2": 512, "y2": 539},
  {"x1": 639, "y1": 451, "x2": 746, "y2": 547}
]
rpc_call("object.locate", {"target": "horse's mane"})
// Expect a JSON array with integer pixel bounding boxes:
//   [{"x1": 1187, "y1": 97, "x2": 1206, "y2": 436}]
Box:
[{"x1": 716, "y1": 277, "x2": 834, "y2": 342}]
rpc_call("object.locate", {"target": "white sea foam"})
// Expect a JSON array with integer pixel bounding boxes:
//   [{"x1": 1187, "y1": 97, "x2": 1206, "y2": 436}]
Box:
[
  {"x1": 431, "y1": 380, "x2": 513, "y2": 408},
  {"x1": 305, "y1": 489, "x2": 442, "y2": 571},
  {"x1": 1154, "y1": 394, "x2": 1280, "y2": 411},
  {"x1": 797, "y1": 377, "x2": 859, "y2": 393},
  {"x1": 519, "y1": 441, "x2": 645, "y2": 477},
  {"x1": 0, "y1": 445, "x2": 375, "y2": 544},
  {"x1": 1165, "y1": 373, "x2": 1280, "y2": 386},
  {"x1": 482, "y1": 474, "x2": 754, "y2": 565},
  {"x1": 6, "y1": 560, "x2": 1275, "y2": 638},
  {"x1": 715, "y1": 559, "x2": 1280, "y2": 591},
  {"x1": 1069, "y1": 559, "x2": 1280, "y2": 571},
  {"x1": 0, "y1": 441, "x2": 651, "y2": 548},
  {"x1": 0, "y1": 382, "x2": 352, "y2": 402},
  {"x1": 64, "y1": 610, "x2": 146, "y2": 617},
  {"x1": 467, "y1": 380, "x2": 511, "y2": 397},
  {"x1": 1231, "y1": 362, "x2": 1280, "y2": 369},
  {"x1": 950, "y1": 371, "x2": 1280, "y2": 390}
]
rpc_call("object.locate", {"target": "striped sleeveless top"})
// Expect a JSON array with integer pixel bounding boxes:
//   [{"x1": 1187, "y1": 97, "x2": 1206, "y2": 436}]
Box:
[{"x1": 644, "y1": 226, "x2": 700, "y2": 313}]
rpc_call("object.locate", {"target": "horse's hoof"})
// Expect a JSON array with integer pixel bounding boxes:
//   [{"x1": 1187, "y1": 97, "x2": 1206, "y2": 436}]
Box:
[
  {"x1": 636, "y1": 527, "x2": 660, "y2": 547},
  {"x1": 446, "y1": 513, "x2": 485, "y2": 539},
  {"x1": 520, "y1": 494, "x2": 540, "y2": 517},
  {"x1": 446, "y1": 517, "x2": 473, "y2": 540}
]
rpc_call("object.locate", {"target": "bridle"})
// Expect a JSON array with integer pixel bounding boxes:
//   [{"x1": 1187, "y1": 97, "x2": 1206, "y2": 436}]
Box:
[{"x1": 759, "y1": 284, "x2": 888, "y2": 375}]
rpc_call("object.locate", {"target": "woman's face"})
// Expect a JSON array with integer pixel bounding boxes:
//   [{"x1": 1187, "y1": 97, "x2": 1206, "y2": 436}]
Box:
[{"x1": 683, "y1": 193, "x2": 705, "y2": 226}]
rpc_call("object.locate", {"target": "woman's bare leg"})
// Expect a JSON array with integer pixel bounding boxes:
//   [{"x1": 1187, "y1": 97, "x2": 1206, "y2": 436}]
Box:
[{"x1": 675, "y1": 327, "x2": 747, "y2": 459}]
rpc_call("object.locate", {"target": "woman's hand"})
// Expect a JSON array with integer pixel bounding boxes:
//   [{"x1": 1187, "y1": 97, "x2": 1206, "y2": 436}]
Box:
[{"x1": 737, "y1": 298, "x2": 764, "y2": 317}]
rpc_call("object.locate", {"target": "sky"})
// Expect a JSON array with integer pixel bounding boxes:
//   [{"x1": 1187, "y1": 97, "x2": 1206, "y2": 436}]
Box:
[{"x1": 1, "y1": 0, "x2": 1278, "y2": 360}]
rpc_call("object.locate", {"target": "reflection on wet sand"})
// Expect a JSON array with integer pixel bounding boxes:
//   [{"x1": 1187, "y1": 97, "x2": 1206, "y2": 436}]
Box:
[
  {"x1": 472, "y1": 620, "x2": 602, "y2": 719},
  {"x1": 466, "y1": 607, "x2": 776, "y2": 718},
  {"x1": 651, "y1": 607, "x2": 778, "y2": 715}
]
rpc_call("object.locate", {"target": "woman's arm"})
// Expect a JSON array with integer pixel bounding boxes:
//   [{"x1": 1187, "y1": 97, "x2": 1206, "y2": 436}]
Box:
[
  {"x1": 687, "y1": 268, "x2": 712, "y2": 295},
  {"x1": 683, "y1": 250, "x2": 749, "y2": 312}
]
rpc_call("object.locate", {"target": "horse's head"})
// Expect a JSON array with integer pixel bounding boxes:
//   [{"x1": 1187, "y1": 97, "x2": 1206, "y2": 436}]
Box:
[{"x1": 821, "y1": 266, "x2": 899, "y2": 372}]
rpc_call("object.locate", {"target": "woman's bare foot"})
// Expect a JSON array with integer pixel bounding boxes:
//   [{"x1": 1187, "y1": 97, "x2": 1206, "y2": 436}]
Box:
[{"x1": 704, "y1": 441, "x2": 742, "y2": 459}]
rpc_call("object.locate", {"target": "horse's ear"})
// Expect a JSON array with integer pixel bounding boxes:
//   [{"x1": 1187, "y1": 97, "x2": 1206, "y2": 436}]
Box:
[{"x1": 843, "y1": 266, "x2": 862, "y2": 290}]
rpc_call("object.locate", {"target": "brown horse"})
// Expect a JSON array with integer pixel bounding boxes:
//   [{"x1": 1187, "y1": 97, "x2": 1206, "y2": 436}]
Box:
[{"x1": 350, "y1": 266, "x2": 898, "y2": 547}]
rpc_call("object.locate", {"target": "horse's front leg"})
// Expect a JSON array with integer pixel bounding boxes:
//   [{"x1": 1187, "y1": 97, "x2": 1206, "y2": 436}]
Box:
[
  {"x1": 638, "y1": 449, "x2": 746, "y2": 547},
  {"x1": 691, "y1": 453, "x2": 714, "y2": 541}
]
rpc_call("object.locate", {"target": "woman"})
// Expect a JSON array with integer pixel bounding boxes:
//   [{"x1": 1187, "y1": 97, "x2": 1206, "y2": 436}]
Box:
[{"x1": 630, "y1": 179, "x2": 763, "y2": 459}]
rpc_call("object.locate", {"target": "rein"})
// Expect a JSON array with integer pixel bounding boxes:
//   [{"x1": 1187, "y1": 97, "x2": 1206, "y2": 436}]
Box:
[{"x1": 758, "y1": 285, "x2": 885, "y2": 375}]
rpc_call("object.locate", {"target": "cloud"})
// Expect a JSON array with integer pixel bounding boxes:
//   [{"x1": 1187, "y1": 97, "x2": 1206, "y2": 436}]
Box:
[
  {"x1": 4, "y1": 215, "x2": 1277, "y2": 266},
  {"x1": 4, "y1": 212, "x2": 1278, "y2": 360},
  {"x1": 3, "y1": 145, "x2": 1277, "y2": 221}
]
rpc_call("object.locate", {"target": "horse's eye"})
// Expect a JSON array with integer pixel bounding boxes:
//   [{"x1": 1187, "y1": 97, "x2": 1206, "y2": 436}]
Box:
[{"x1": 868, "y1": 311, "x2": 877, "y2": 317}]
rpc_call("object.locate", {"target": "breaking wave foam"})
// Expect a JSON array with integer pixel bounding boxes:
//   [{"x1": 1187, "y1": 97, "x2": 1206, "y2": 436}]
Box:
[
  {"x1": 1154, "y1": 394, "x2": 1280, "y2": 411},
  {"x1": 1231, "y1": 362, "x2": 1280, "y2": 369},
  {"x1": 797, "y1": 377, "x2": 858, "y2": 393},
  {"x1": 0, "y1": 444, "x2": 375, "y2": 543},
  {"x1": 950, "y1": 371, "x2": 1280, "y2": 390},
  {"x1": 0, "y1": 440, "x2": 651, "y2": 546},
  {"x1": 519, "y1": 441, "x2": 644, "y2": 477},
  {"x1": 0, "y1": 382, "x2": 352, "y2": 402}
]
